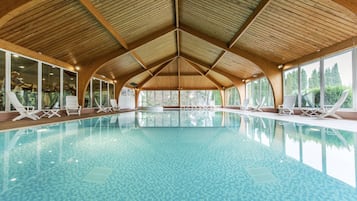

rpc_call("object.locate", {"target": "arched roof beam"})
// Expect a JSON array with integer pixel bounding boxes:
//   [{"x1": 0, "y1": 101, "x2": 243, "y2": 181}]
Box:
[
  {"x1": 0, "y1": 0, "x2": 46, "y2": 28},
  {"x1": 77, "y1": 26, "x2": 176, "y2": 104},
  {"x1": 332, "y1": 0, "x2": 357, "y2": 15},
  {"x1": 182, "y1": 54, "x2": 246, "y2": 102},
  {"x1": 79, "y1": 0, "x2": 128, "y2": 49},
  {"x1": 114, "y1": 55, "x2": 177, "y2": 99},
  {"x1": 228, "y1": 0, "x2": 272, "y2": 48},
  {"x1": 185, "y1": 60, "x2": 223, "y2": 90},
  {"x1": 136, "y1": 58, "x2": 176, "y2": 89},
  {"x1": 179, "y1": 25, "x2": 282, "y2": 107}
]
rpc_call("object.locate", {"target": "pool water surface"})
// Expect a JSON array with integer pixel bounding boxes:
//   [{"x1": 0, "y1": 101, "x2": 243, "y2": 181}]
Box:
[{"x1": 0, "y1": 110, "x2": 356, "y2": 200}]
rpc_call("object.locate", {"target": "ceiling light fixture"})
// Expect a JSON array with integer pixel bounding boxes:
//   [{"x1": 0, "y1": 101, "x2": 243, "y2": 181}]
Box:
[
  {"x1": 75, "y1": 66, "x2": 80, "y2": 71},
  {"x1": 19, "y1": 66, "x2": 25, "y2": 69},
  {"x1": 278, "y1": 64, "x2": 284, "y2": 69}
]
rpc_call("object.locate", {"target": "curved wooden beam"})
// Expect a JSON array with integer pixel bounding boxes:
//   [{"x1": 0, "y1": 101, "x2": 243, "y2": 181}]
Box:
[
  {"x1": 181, "y1": 54, "x2": 246, "y2": 99},
  {"x1": 228, "y1": 0, "x2": 272, "y2": 48},
  {"x1": 332, "y1": 0, "x2": 357, "y2": 14},
  {"x1": 79, "y1": 0, "x2": 128, "y2": 49},
  {"x1": 77, "y1": 26, "x2": 176, "y2": 104},
  {"x1": 114, "y1": 55, "x2": 177, "y2": 99},
  {"x1": 185, "y1": 60, "x2": 222, "y2": 90},
  {"x1": 137, "y1": 59, "x2": 175, "y2": 89},
  {"x1": 179, "y1": 25, "x2": 282, "y2": 107},
  {"x1": 0, "y1": 0, "x2": 46, "y2": 28}
]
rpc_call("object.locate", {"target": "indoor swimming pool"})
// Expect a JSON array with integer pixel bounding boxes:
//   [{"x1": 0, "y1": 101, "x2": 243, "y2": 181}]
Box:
[{"x1": 0, "y1": 110, "x2": 356, "y2": 200}]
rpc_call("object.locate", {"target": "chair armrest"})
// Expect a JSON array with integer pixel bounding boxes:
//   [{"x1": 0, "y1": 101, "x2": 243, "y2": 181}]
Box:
[{"x1": 23, "y1": 106, "x2": 35, "y2": 111}]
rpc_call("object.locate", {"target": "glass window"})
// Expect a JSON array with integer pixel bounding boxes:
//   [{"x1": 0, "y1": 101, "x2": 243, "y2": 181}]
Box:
[
  {"x1": 323, "y1": 51, "x2": 353, "y2": 108},
  {"x1": 62, "y1": 70, "x2": 77, "y2": 106},
  {"x1": 283, "y1": 68, "x2": 298, "y2": 107},
  {"x1": 245, "y1": 82, "x2": 252, "y2": 105},
  {"x1": 225, "y1": 87, "x2": 240, "y2": 106},
  {"x1": 260, "y1": 78, "x2": 274, "y2": 107},
  {"x1": 180, "y1": 90, "x2": 221, "y2": 106},
  {"x1": 251, "y1": 80, "x2": 260, "y2": 106},
  {"x1": 42, "y1": 64, "x2": 60, "y2": 109},
  {"x1": 109, "y1": 83, "x2": 114, "y2": 100},
  {"x1": 92, "y1": 79, "x2": 100, "y2": 107},
  {"x1": 119, "y1": 87, "x2": 135, "y2": 109},
  {"x1": 101, "y1": 82, "x2": 108, "y2": 106},
  {"x1": 84, "y1": 81, "x2": 91, "y2": 108},
  {"x1": 300, "y1": 61, "x2": 320, "y2": 108},
  {"x1": 138, "y1": 90, "x2": 178, "y2": 107},
  {"x1": 0, "y1": 51, "x2": 5, "y2": 111},
  {"x1": 11, "y1": 54, "x2": 38, "y2": 109},
  {"x1": 245, "y1": 78, "x2": 274, "y2": 107}
]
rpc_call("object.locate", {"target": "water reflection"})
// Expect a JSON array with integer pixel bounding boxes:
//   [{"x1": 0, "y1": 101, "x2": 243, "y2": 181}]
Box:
[
  {"x1": 0, "y1": 110, "x2": 356, "y2": 196},
  {"x1": 280, "y1": 121, "x2": 356, "y2": 187}
]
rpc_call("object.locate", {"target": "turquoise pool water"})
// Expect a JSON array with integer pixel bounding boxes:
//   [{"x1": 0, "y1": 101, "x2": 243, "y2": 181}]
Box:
[{"x1": 0, "y1": 110, "x2": 356, "y2": 200}]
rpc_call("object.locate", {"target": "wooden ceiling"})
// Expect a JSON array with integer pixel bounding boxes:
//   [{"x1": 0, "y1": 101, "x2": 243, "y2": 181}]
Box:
[{"x1": 1, "y1": 0, "x2": 357, "y2": 91}]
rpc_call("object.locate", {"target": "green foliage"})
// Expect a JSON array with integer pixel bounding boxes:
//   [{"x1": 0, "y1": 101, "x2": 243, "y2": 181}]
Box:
[
  {"x1": 284, "y1": 69, "x2": 298, "y2": 95},
  {"x1": 308, "y1": 86, "x2": 352, "y2": 108},
  {"x1": 325, "y1": 63, "x2": 342, "y2": 87},
  {"x1": 308, "y1": 69, "x2": 320, "y2": 89}
]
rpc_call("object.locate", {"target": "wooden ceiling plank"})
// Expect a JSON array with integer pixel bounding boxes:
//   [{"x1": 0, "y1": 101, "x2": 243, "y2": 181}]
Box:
[
  {"x1": 79, "y1": 0, "x2": 128, "y2": 49},
  {"x1": 228, "y1": 0, "x2": 272, "y2": 48},
  {"x1": 176, "y1": 30, "x2": 180, "y2": 56},
  {"x1": 175, "y1": 0, "x2": 179, "y2": 27},
  {"x1": 178, "y1": 58, "x2": 181, "y2": 90},
  {"x1": 129, "y1": 25, "x2": 177, "y2": 50}
]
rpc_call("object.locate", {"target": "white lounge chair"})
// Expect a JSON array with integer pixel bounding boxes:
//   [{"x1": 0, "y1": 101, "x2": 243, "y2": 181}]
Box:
[
  {"x1": 318, "y1": 89, "x2": 349, "y2": 119},
  {"x1": 252, "y1": 96, "x2": 265, "y2": 112},
  {"x1": 8, "y1": 91, "x2": 40, "y2": 121},
  {"x1": 278, "y1": 95, "x2": 296, "y2": 115},
  {"x1": 94, "y1": 98, "x2": 112, "y2": 113},
  {"x1": 110, "y1": 99, "x2": 120, "y2": 111},
  {"x1": 65, "y1": 96, "x2": 82, "y2": 116}
]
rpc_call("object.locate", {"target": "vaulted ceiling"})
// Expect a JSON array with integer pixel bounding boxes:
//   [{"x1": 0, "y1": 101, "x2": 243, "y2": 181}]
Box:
[{"x1": 1, "y1": 0, "x2": 357, "y2": 91}]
